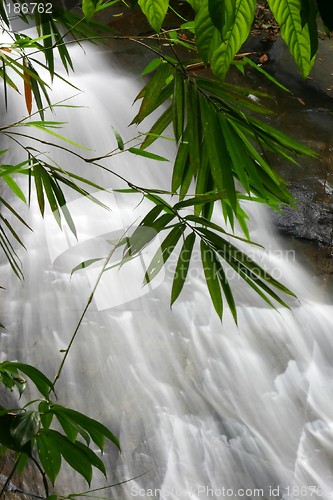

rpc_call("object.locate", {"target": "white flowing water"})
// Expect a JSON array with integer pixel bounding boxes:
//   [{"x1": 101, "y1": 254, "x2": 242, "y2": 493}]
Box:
[{"x1": 1, "y1": 46, "x2": 333, "y2": 499}]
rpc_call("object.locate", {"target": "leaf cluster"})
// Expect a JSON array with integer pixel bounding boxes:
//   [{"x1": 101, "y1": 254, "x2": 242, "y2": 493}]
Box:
[{"x1": 0, "y1": 361, "x2": 119, "y2": 494}]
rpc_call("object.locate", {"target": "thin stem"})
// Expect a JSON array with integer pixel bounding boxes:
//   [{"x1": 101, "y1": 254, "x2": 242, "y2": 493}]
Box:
[{"x1": 51, "y1": 229, "x2": 129, "y2": 391}]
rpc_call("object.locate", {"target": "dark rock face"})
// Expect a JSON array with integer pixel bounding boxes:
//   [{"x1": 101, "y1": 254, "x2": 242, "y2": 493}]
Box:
[{"x1": 272, "y1": 186, "x2": 333, "y2": 246}]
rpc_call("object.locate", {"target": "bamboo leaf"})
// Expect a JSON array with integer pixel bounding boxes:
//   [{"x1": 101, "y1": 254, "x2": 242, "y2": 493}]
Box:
[
  {"x1": 23, "y1": 59, "x2": 32, "y2": 115},
  {"x1": 144, "y1": 224, "x2": 184, "y2": 284},
  {"x1": 128, "y1": 147, "x2": 169, "y2": 162},
  {"x1": 171, "y1": 232, "x2": 196, "y2": 305},
  {"x1": 173, "y1": 70, "x2": 185, "y2": 142},
  {"x1": 140, "y1": 105, "x2": 173, "y2": 150},
  {"x1": 200, "y1": 240, "x2": 223, "y2": 319},
  {"x1": 71, "y1": 258, "x2": 105, "y2": 277},
  {"x1": 2, "y1": 175, "x2": 26, "y2": 203},
  {"x1": 172, "y1": 136, "x2": 189, "y2": 192}
]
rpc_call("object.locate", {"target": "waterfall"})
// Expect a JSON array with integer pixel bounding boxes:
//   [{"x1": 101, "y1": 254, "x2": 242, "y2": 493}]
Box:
[{"x1": 1, "y1": 44, "x2": 333, "y2": 499}]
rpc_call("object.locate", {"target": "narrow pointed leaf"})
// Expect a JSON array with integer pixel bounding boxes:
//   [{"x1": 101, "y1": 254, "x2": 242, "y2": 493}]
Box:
[
  {"x1": 200, "y1": 240, "x2": 223, "y2": 318},
  {"x1": 171, "y1": 232, "x2": 196, "y2": 305}
]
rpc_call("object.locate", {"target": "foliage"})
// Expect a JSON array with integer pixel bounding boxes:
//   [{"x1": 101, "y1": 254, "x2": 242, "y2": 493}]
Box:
[
  {"x1": 0, "y1": 361, "x2": 119, "y2": 496},
  {"x1": 0, "y1": 0, "x2": 331, "y2": 496}
]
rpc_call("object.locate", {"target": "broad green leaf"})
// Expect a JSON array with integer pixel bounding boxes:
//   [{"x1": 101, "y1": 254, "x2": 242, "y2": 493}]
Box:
[
  {"x1": 0, "y1": 361, "x2": 54, "y2": 398},
  {"x1": 75, "y1": 441, "x2": 106, "y2": 476},
  {"x1": 0, "y1": 414, "x2": 31, "y2": 453},
  {"x1": 195, "y1": 2, "x2": 221, "y2": 64},
  {"x1": 138, "y1": 0, "x2": 169, "y2": 32},
  {"x1": 267, "y1": 0, "x2": 316, "y2": 77},
  {"x1": 37, "y1": 433, "x2": 61, "y2": 485},
  {"x1": 187, "y1": 0, "x2": 204, "y2": 11},
  {"x1": 210, "y1": 0, "x2": 256, "y2": 80},
  {"x1": 208, "y1": 0, "x2": 226, "y2": 32},
  {"x1": 82, "y1": 0, "x2": 97, "y2": 17},
  {"x1": 39, "y1": 402, "x2": 53, "y2": 430},
  {"x1": 171, "y1": 232, "x2": 196, "y2": 305},
  {"x1": 10, "y1": 411, "x2": 41, "y2": 447},
  {"x1": 50, "y1": 405, "x2": 120, "y2": 450},
  {"x1": 46, "y1": 430, "x2": 93, "y2": 485}
]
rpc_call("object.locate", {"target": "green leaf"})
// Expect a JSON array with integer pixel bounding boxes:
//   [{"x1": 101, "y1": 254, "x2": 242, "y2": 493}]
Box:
[
  {"x1": 187, "y1": 80, "x2": 201, "y2": 177},
  {"x1": 138, "y1": 0, "x2": 170, "y2": 31},
  {"x1": 195, "y1": 2, "x2": 221, "y2": 64},
  {"x1": 37, "y1": 433, "x2": 61, "y2": 486},
  {"x1": 243, "y1": 57, "x2": 291, "y2": 93},
  {"x1": 140, "y1": 105, "x2": 173, "y2": 150},
  {"x1": 210, "y1": 0, "x2": 256, "y2": 80},
  {"x1": 10, "y1": 411, "x2": 41, "y2": 447},
  {"x1": 267, "y1": 0, "x2": 316, "y2": 77},
  {"x1": 82, "y1": 0, "x2": 97, "y2": 17},
  {"x1": 200, "y1": 240, "x2": 223, "y2": 319},
  {"x1": 71, "y1": 258, "x2": 105, "y2": 277},
  {"x1": 173, "y1": 70, "x2": 186, "y2": 142},
  {"x1": 75, "y1": 441, "x2": 106, "y2": 477},
  {"x1": 171, "y1": 232, "x2": 196, "y2": 305},
  {"x1": 208, "y1": 0, "x2": 226, "y2": 32},
  {"x1": 2, "y1": 175, "x2": 26, "y2": 203},
  {"x1": 172, "y1": 137, "x2": 189, "y2": 192},
  {"x1": 144, "y1": 224, "x2": 185, "y2": 284},
  {"x1": 128, "y1": 147, "x2": 169, "y2": 162},
  {"x1": 0, "y1": 361, "x2": 54, "y2": 398},
  {"x1": 141, "y1": 58, "x2": 163, "y2": 76},
  {"x1": 45, "y1": 430, "x2": 93, "y2": 485},
  {"x1": 174, "y1": 192, "x2": 224, "y2": 210},
  {"x1": 50, "y1": 405, "x2": 120, "y2": 450},
  {"x1": 0, "y1": 414, "x2": 31, "y2": 454},
  {"x1": 112, "y1": 127, "x2": 124, "y2": 150},
  {"x1": 23, "y1": 123, "x2": 91, "y2": 150}
]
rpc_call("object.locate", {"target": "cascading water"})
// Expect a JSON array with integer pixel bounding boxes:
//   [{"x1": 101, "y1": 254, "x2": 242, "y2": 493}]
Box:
[{"x1": 1, "y1": 44, "x2": 333, "y2": 499}]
